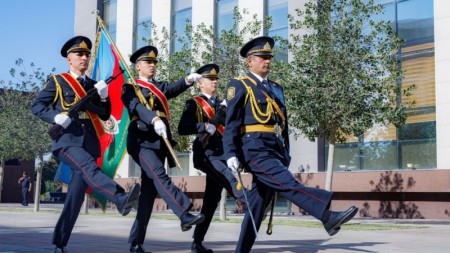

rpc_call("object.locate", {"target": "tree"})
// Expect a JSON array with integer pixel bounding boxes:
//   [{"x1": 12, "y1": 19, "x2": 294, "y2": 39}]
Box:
[
  {"x1": 40, "y1": 155, "x2": 60, "y2": 195},
  {"x1": 286, "y1": 0, "x2": 415, "y2": 190},
  {"x1": 0, "y1": 59, "x2": 53, "y2": 206}
]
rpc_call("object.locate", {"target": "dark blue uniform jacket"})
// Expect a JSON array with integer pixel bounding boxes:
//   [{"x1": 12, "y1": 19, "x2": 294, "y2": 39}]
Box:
[
  {"x1": 223, "y1": 72, "x2": 290, "y2": 166},
  {"x1": 178, "y1": 94, "x2": 226, "y2": 168},
  {"x1": 121, "y1": 78, "x2": 190, "y2": 153},
  {"x1": 31, "y1": 73, "x2": 111, "y2": 157}
]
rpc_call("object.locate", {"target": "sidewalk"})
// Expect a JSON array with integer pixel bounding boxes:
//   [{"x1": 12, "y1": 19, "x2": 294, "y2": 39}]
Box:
[{"x1": 1, "y1": 203, "x2": 450, "y2": 252}]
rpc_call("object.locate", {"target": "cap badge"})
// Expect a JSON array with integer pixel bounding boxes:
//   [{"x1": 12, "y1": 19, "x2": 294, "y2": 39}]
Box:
[
  {"x1": 79, "y1": 41, "x2": 89, "y2": 49},
  {"x1": 263, "y1": 42, "x2": 272, "y2": 51}
]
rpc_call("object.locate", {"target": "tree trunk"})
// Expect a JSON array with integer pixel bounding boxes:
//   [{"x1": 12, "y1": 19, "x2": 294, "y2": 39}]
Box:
[
  {"x1": 219, "y1": 188, "x2": 227, "y2": 221},
  {"x1": 82, "y1": 194, "x2": 89, "y2": 214},
  {"x1": 0, "y1": 161, "x2": 4, "y2": 203},
  {"x1": 325, "y1": 128, "x2": 336, "y2": 191},
  {"x1": 33, "y1": 156, "x2": 44, "y2": 212}
]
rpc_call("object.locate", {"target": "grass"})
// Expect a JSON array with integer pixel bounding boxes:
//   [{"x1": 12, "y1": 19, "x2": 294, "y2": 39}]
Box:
[
  {"x1": 208, "y1": 216, "x2": 428, "y2": 231},
  {"x1": 0, "y1": 207, "x2": 428, "y2": 231}
]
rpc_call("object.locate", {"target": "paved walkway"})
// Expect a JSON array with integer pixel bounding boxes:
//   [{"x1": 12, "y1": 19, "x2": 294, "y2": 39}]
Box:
[{"x1": 1, "y1": 203, "x2": 450, "y2": 252}]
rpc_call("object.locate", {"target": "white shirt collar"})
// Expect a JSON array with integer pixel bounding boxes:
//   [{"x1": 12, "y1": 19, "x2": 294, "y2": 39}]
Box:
[
  {"x1": 201, "y1": 93, "x2": 215, "y2": 100},
  {"x1": 139, "y1": 76, "x2": 154, "y2": 82},
  {"x1": 250, "y1": 72, "x2": 268, "y2": 83},
  {"x1": 70, "y1": 71, "x2": 86, "y2": 80}
]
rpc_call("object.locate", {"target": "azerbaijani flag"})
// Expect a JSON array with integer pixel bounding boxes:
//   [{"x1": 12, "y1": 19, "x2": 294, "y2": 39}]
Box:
[
  {"x1": 54, "y1": 26, "x2": 131, "y2": 211},
  {"x1": 89, "y1": 27, "x2": 131, "y2": 210}
]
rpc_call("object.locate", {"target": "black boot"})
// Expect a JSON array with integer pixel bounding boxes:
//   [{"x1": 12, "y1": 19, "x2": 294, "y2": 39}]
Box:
[
  {"x1": 191, "y1": 241, "x2": 213, "y2": 253},
  {"x1": 130, "y1": 244, "x2": 151, "y2": 253},
  {"x1": 180, "y1": 212, "x2": 205, "y2": 232},
  {"x1": 323, "y1": 206, "x2": 358, "y2": 236},
  {"x1": 116, "y1": 183, "x2": 141, "y2": 216}
]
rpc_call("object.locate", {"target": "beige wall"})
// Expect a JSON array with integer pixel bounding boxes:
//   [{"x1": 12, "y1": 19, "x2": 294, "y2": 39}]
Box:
[
  {"x1": 435, "y1": 0, "x2": 450, "y2": 169},
  {"x1": 74, "y1": 0, "x2": 98, "y2": 42}
]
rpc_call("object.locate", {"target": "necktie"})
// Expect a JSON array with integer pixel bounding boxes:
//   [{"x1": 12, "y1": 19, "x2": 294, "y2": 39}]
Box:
[
  {"x1": 262, "y1": 79, "x2": 274, "y2": 98},
  {"x1": 77, "y1": 77, "x2": 85, "y2": 88},
  {"x1": 210, "y1": 96, "x2": 216, "y2": 105}
]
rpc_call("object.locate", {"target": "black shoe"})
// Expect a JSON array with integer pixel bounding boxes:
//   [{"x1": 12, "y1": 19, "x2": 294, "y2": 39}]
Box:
[
  {"x1": 54, "y1": 246, "x2": 69, "y2": 253},
  {"x1": 130, "y1": 244, "x2": 151, "y2": 253},
  {"x1": 191, "y1": 242, "x2": 213, "y2": 253},
  {"x1": 116, "y1": 183, "x2": 141, "y2": 216},
  {"x1": 180, "y1": 212, "x2": 205, "y2": 232},
  {"x1": 324, "y1": 206, "x2": 358, "y2": 236}
]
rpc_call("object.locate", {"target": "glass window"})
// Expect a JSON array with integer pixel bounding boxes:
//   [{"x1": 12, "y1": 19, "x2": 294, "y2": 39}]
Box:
[
  {"x1": 216, "y1": 0, "x2": 237, "y2": 36},
  {"x1": 398, "y1": 0, "x2": 435, "y2": 169},
  {"x1": 103, "y1": 0, "x2": 117, "y2": 41},
  {"x1": 325, "y1": 0, "x2": 435, "y2": 171},
  {"x1": 172, "y1": 0, "x2": 192, "y2": 52},
  {"x1": 397, "y1": 0, "x2": 434, "y2": 44},
  {"x1": 134, "y1": 0, "x2": 152, "y2": 50},
  {"x1": 168, "y1": 152, "x2": 190, "y2": 176},
  {"x1": 267, "y1": 0, "x2": 288, "y2": 39},
  {"x1": 267, "y1": 0, "x2": 288, "y2": 61}
]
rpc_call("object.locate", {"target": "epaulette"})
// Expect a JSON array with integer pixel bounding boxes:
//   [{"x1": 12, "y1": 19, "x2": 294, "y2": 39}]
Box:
[{"x1": 234, "y1": 76, "x2": 249, "y2": 80}]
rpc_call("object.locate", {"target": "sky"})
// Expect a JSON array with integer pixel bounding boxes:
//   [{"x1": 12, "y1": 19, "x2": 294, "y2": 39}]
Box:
[{"x1": 0, "y1": 0, "x2": 75, "y2": 87}]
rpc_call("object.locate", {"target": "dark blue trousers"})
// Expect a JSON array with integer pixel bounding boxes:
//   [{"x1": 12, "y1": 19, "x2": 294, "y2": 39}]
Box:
[
  {"x1": 128, "y1": 147, "x2": 192, "y2": 245},
  {"x1": 52, "y1": 146, "x2": 124, "y2": 247},
  {"x1": 192, "y1": 159, "x2": 244, "y2": 243},
  {"x1": 21, "y1": 188, "x2": 29, "y2": 205},
  {"x1": 235, "y1": 155, "x2": 333, "y2": 253},
  {"x1": 52, "y1": 169, "x2": 87, "y2": 247}
]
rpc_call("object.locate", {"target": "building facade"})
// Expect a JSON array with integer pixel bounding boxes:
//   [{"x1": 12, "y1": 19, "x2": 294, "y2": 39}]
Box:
[{"x1": 74, "y1": 0, "x2": 450, "y2": 218}]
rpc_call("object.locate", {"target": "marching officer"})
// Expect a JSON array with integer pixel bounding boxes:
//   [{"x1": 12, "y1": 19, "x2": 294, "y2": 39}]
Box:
[
  {"x1": 122, "y1": 45, "x2": 205, "y2": 253},
  {"x1": 223, "y1": 36, "x2": 359, "y2": 253},
  {"x1": 178, "y1": 64, "x2": 245, "y2": 253},
  {"x1": 31, "y1": 36, "x2": 140, "y2": 253}
]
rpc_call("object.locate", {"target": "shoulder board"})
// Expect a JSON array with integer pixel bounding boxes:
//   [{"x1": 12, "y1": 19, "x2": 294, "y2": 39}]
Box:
[{"x1": 234, "y1": 76, "x2": 249, "y2": 80}]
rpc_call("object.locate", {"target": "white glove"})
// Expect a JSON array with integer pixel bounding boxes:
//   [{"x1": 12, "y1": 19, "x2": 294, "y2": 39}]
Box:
[
  {"x1": 186, "y1": 73, "x2": 202, "y2": 84},
  {"x1": 227, "y1": 157, "x2": 240, "y2": 172},
  {"x1": 54, "y1": 113, "x2": 72, "y2": 129},
  {"x1": 220, "y1": 99, "x2": 227, "y2": 107},
  {"x1": 94, "y1": 80, "x2": 108, "y2": 99},
  {"x1": 153, "y1": 118, "x2": 167, "y2": 137},
  {"x1": 205, "y1": 123, "x2": 216, "y2": 135}
]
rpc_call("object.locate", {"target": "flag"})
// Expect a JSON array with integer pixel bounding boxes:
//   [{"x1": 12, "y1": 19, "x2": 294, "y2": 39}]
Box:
[
  {"x1": 54, "y1": 26, "x2": 131, "y2": 210},
  {"x1": 89, "y1": 27, "x2": 131, "y2": 210},
  {"x1": 54, "y1": 162, "x2": 72, "y2": 185}
]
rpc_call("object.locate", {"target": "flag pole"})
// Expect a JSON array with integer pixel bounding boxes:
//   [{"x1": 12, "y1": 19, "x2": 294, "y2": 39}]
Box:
[{"x1": 93, "y1": 12, "x2": 183, "y2": 171}]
